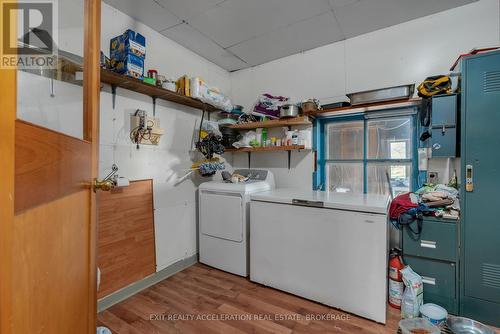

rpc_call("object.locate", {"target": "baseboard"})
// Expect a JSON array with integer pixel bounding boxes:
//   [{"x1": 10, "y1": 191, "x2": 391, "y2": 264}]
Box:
[{"x1": 97, "y1": 254, "x2": 198, "y2": 312}]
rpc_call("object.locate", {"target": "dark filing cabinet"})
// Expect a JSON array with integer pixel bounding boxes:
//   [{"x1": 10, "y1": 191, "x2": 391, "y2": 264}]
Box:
[
  {"x1": 403, "y1": 217, "x2": 460, "y2": 314},
  {"x1": 431, "y1": 94, "x2": 459, "y2": 158}
]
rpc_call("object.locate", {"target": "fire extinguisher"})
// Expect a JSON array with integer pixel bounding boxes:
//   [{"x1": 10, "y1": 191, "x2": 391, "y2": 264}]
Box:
[{"x1": 388, "y1": 248, "x2": 405, "y2": 309}]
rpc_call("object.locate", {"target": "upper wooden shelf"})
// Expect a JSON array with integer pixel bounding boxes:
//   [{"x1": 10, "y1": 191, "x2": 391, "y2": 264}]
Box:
[
  {"x1": 100, "y1": 69, "x2": 219, "y2": 112},
  {"x1": 224, "y1": 145, "x2": 307, "y2": 153},
  {"x1": 229, "y1": 116, "x2": 312, "y2": 129},
  {"x1": 310, "y1": 98, "x2": 422, "y2": 117},
  {"x1": 23, "y1": 50, "x2": 220, "y2": 113}
]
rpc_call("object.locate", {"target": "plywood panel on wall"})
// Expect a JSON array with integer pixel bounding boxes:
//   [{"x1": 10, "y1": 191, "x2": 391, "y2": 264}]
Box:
[{"x1": 97, "y1": 180, "x2": 156, "y2": 298}]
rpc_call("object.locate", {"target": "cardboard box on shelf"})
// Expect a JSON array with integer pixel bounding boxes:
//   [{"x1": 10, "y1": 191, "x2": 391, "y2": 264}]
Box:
[
  {"x1": 111, "y1": 53, "x2": 144, "y2": 79},
  {"x1": 110, "y1": 29, "x2": 146, "y2": 60}
]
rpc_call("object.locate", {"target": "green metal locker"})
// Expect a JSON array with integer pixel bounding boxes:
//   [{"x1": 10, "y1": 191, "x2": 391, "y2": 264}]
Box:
[{"x1": 460, "y1": 50, "x2": 500, "y2": 326}]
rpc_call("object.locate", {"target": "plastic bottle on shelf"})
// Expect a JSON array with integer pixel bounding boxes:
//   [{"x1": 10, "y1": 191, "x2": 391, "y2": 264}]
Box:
[
  {"x1": 291, "y1": 130, "x2": 299, "y2": 146},
  {"x1": 262, "y1": 128, "x2": 267, "y2": 147},
  {"x1": 256, "y1": 128, "x2": 263, "y2": 147}
]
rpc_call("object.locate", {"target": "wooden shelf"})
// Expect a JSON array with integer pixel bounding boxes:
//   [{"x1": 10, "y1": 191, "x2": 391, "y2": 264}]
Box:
[
  {"x1": 310, "y1": 98, "x2": 422, "y2": 117},
  {"x1": 22, "y1": 50, "x2": 220, "y2": 113},
  {"x1": 224, "y1": 145, "x2": 307, "y2": 153},
  {"x1": 100, "y1": 69, "x2": 219, "y2": 112},
  {"x1": 228, "y1": 116, "x2": 311, "y2": 129}
]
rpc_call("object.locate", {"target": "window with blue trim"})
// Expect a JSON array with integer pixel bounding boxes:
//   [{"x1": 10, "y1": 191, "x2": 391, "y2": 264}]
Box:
[{"x1": 315, "y1": 109, "x2": 418, "y2": 196}]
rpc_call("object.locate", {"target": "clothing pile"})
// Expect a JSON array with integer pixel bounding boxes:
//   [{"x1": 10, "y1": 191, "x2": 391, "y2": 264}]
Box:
[
  {"x1": 389, "y1": 184, "x2": 460, "y2": 237},
  {"x1": 415, "y1": 184, "x2": 460, "y2": 219}
]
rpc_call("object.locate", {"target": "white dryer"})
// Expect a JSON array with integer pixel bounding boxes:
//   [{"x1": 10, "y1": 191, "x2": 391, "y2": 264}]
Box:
[{"x1": 199, "y1": 169, "x2": 275, "y2": 276}]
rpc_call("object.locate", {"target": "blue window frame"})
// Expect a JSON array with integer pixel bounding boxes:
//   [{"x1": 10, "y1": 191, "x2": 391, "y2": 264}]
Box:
[{"x1": 313, "y1": 107, "x2": 420, "y2": 196}]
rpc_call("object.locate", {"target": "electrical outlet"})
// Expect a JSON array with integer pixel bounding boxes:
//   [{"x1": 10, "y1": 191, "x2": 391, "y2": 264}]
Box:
[
  {"x1": 130, "y1": 110, "x2": 164, "y2": 146},
  {"x1": 428, "y1": 171, "x2": 439, "y2": 184}
]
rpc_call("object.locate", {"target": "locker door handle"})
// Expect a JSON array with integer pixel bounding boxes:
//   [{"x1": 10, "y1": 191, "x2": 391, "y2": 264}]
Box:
[
  {"x1": 422, "y1": 276, "x2": 436, "y2": 285},
  {"x1": 420, "y1": 240, "x2": 437, "y2": 249},
  {"x1": 466, "y1": 164, "x2": 474, "y2": 192}
]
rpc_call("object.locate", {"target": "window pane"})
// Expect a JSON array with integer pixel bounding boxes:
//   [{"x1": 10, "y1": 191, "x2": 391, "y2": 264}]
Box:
[
  {"x1": 326, "y1": 121, "x2": 364, "y2": 160},
  {"x1": 367, "y1": 163, "x2": 412, "y2": 196},
  {"x1": 326, "y1": 163, "x2": 364, "y2": 193},
  {"x1": 367, "y1": 117, "x2": 412, "y2": 159},
  {"x1": 17, "y1": 0, "x2": 85, "y2": 139}
]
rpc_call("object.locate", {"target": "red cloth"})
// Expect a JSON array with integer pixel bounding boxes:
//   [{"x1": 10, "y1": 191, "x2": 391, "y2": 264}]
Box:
[{"x1": 389, "y1": 192, "x2": 418, "y2": 220}]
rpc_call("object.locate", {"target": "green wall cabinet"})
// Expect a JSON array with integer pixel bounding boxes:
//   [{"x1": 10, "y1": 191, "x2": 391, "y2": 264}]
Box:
[
  {"x1": 431, "y1": 94, "x2": 459, "y2": 157},
  {"x1": 460, "y1": 50, "x2": 500, "y2": 327}
]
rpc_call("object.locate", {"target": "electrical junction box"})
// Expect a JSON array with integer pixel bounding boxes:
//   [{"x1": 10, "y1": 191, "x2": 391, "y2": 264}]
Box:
[{"x1": 130, "y1": 113, "x2": 164, "y2": 146}]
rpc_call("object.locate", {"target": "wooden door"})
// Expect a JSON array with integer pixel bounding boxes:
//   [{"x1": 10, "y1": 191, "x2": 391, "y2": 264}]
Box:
[{"x1": 0, "y1": 0, "x2": 101, "y2": 333}]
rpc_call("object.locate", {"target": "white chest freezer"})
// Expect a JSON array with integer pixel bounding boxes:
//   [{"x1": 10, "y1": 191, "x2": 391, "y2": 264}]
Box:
[{"x1": 250, "y1": 188, "x2": 389, "y2": 323}]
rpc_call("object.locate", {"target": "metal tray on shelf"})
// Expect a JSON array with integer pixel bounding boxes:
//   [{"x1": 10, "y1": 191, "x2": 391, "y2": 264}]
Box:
[{"x1": 347, "y1": 84, "x2": 415, "y2": 106}]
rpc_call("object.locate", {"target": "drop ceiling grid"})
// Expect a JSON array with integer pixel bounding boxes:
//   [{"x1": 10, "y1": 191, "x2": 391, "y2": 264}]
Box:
[{"x1": 103, "y1": 0, "x2": 479, "y2": 71}]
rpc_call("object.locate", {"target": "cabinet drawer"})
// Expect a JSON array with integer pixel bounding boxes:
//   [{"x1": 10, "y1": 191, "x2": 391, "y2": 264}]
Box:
[
  {"x1": 431, "y1": 126, "x2": 457, "y2": 157},
  {"x1": 403, "y1": 256, "x2": 457, "y2": 313},
  {"x1": 432, "y1": 94, "x2": 457, "y2": 126},
  {"x1": 403, "y1": 219, "x2": 457, "y2": 262}
]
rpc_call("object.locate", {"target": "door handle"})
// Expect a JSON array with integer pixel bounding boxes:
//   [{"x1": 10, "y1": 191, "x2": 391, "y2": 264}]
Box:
[
  {"x1": 422, "y1": 276, "x2": 436, "y2": 285},
  {"x1": 93, "y1": 178, "x2": 115, "y2": 192},
  {"x1": 466, "y1": 164, "x2": 474, "y2": 192},
  {"x1": 93, "y1": 164, "x2": 118, "y2": 192},
  {"x1": 420, "y1": 240, "x2": 437, "y2": 249}
]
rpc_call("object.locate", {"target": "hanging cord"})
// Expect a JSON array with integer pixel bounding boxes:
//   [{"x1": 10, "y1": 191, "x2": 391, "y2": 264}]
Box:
[
  {"x1": 198, "y1": 105, "x2": 206, "y2": 147},
  {"x1": 420, "y1": 98, "x2": 431, "y2": 127}
]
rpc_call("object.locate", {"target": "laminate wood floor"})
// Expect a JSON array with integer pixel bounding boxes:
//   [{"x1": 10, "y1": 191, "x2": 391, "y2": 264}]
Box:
[{"x1": 97, "y1": 263, "x2": 497, "y2": 334}]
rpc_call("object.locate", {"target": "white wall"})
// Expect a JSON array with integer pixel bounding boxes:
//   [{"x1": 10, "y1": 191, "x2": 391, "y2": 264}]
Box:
[
  {"x1": 99, "y1": 3, "x2": 231, "y2": 272},
  {"x1": 229, "y1": 0, "x2": 500, "y2": 189},
  {"x1": 18, "y1": 1, "x2": 232, "y2": 273}
]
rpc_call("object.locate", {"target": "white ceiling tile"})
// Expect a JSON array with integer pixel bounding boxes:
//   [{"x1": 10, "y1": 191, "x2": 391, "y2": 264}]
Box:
[
  {"x1": 328, "y1": 0, "x2": 359, "y2": 8},
  {"x1": 335, "y1": 0, "x2": 477, "y2": 39},
  {"x1": 103, "y1": 0, "x2": 479, "y2": 70},
  {"x1": 103, "y1": 0, "x2": 181, "y2": 31},
  {"x1": 156, "y1": 0, "x2": 225, "y2": 20},
  {"x1": 161, "y1": 24, "x2": 248, "y2": 71},
  {"x1": 188, "y1": 0, "x2": 332, "y2": 48},
  {"x1": 228, "y1": 12, "x2": 344, "y2": 66}
]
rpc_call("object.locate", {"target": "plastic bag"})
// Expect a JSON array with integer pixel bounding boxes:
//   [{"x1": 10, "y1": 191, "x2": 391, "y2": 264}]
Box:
[
  {"x1": 253, "y1": 93, "x2": 289, "y2": 119},
  {"x1": 191, "y1": 77, "x2": 233, "y2": 112},
  {"x1": 232, "y1": 131, "x2": 256, "y2": 148},
  {"x1": 201, "y1": 120, "x2": 222, "y2": 137},
  {"x1": 400, "y1": 266, "x2": 424, "y2": 318}
]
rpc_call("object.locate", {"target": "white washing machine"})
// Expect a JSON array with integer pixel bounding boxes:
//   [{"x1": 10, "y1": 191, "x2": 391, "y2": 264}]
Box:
[{"x1": 199, "y1": 169, "x2": 275, "y2": 276}]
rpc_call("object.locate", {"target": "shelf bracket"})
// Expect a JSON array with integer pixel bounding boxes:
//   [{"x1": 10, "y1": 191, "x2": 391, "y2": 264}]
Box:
[
  {"x1": 288, "y1": 151, "x2": 291, "y2": 170},
  {"x1": 152, "y1": 96, "x2": 157, "y2": 117},
  {"x1": 111, "y1": 85, "x2": 117, "y2": 109},
  {"x1": 247, "y1": 152, "x2": 251, "y2": 169}
]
